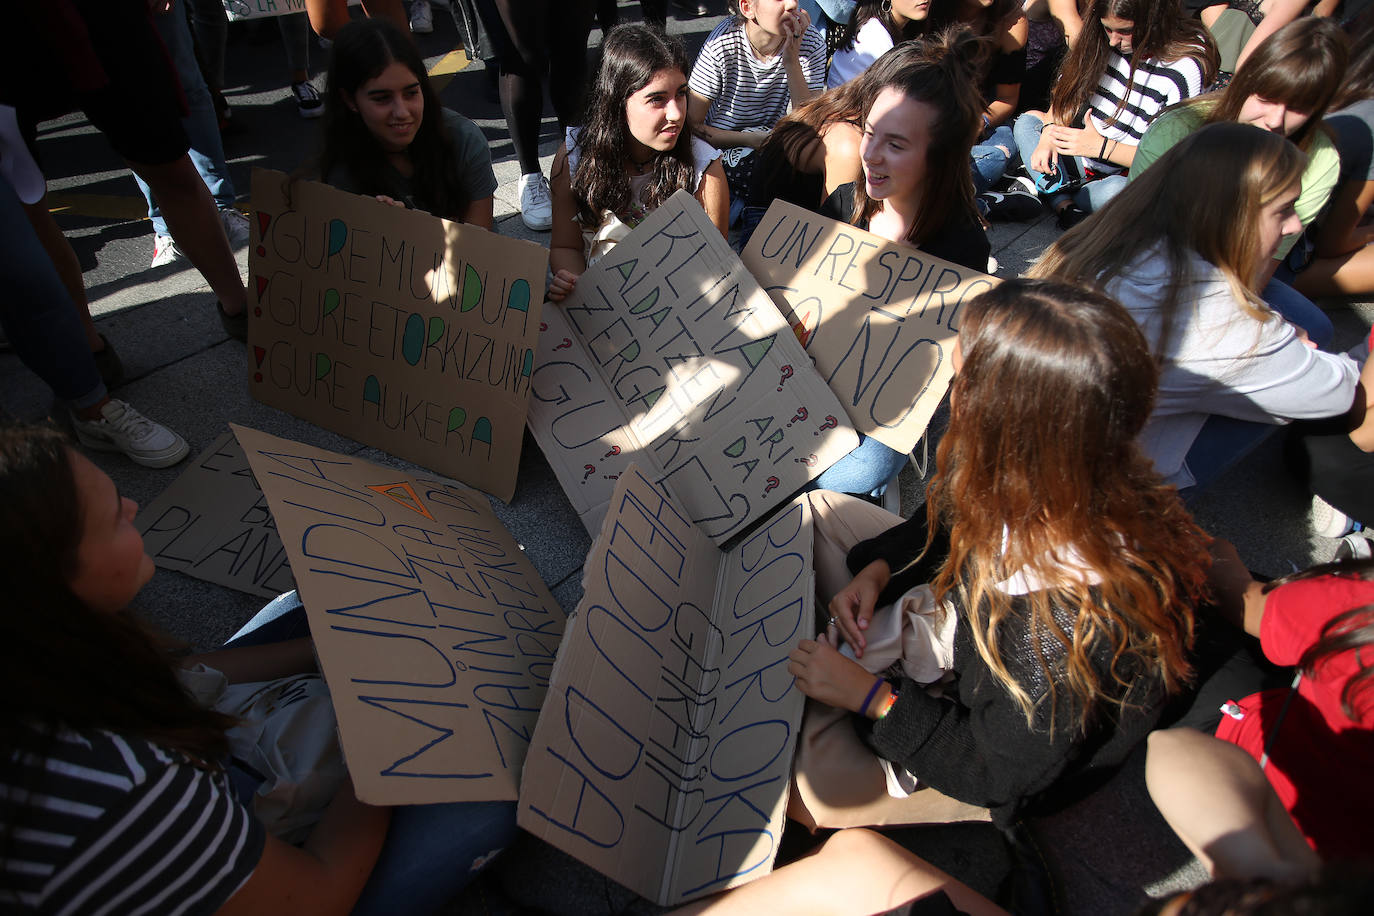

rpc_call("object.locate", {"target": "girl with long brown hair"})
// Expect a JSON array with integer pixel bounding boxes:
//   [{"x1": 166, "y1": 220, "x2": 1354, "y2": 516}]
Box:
[
  {"x1": 828, "y1": 0, "x2": 940, "y2": 88},
  {"x1": 790, "y1": 278, "x2": 1211, "y2": 827},
  {"x1": 1012, "y1": 0, "x2": 1217, "y2": 227},
  {"x1": 1032, "y1": 123, "x2": 1364, "y2": 492}
]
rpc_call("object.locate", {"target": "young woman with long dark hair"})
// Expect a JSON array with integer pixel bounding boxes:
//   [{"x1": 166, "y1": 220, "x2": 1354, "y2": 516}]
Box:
[
  {"x1": 319, "y1": 18, "x2": 496, "y2": 227},
  {"x1": 828, "y1": 0, "x2": 939, "y2": 87},
  {"x1": 790, "y1": 278, "x2": 1212, "y2": 827},
  {"x1": 1013, "y1": 0, "x2": 1217, "y2": 226},
  {"x1": 547, "y1": 24, "x2": 728, "y2": 303}
]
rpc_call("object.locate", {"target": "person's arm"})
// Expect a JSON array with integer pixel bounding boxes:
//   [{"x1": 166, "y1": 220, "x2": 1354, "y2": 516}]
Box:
[
  {"x1": 984, "y1": 14, "x2": 1028, "y2": 129},
  {"x1": 1206, "y1": 538, "x2": 1267, "y2": 638},
  {"x1": 1045, "y1": 120, "x2": 1137, "y2": 167},
  {"x1": 186, "y1": 638, "x2": 318, "y2": 684},
  {"x1": 780, "y1": 9, "x2": 821, "y2": 107},
  {"x1": 1047, "y1": 0, "x2": 1083, "y2": 47},
  {"x1": 695, "y1": 157, "x2": 730, "y2": 239},
  {"x1": 690, "y1": 90, "x2": 771, "y2": 150},
  {"x1": 1233, "y1": 0, "x2": 1306, "y2": 71},
  {"x1": 547, "y1": 146, "x2": 584, "y2": 303},
  {"x1": 460, "y1": 196, "x2": 494, "y2": 230},
  {"x1": 820, "y1": 121, "x2": 863, "y2": 198},
  {"x1": 216, "y1": 775, "x2": 391, "y2": 916},
  {"x1": 1314, "y1": 178, "x2": 1374, "y2": 259},
  {"x1": 1348, "y1": 353, "x2": 1374, "y2": 452}
]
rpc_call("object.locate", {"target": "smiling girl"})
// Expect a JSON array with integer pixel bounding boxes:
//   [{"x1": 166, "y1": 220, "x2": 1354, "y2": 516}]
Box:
[
  {"x1": 319, "y1": 18, "x2": 497, "y2": 228},
  {"x1": 547, "y1": 24, "x2": 728, "y2": 303}
]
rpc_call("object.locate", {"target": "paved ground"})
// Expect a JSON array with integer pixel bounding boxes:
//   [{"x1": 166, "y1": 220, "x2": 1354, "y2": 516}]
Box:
[{"x1": 4, "y1": 3, "x2": 1372, "y2": 912}]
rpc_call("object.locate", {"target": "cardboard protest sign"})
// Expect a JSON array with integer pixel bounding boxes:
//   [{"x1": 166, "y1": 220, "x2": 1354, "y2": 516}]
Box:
[
  {"x1": 223, "y1": 0, "x2": 355, "y2": 22},
  {"x1": 518, "y1": 464, "x2": 811, "y2": 905},
  {"x1": 233, "y1": 424, "x2": 565, "y2": 804},
  {"x1": 249, "y1": 169, "x2": 548, "y2": 502},
  {"x1": 741, "y1": 200, "x2": 999, "y2": 455},
  {"x1": 135, "y1": 431, "x2": 295, "y2": 599},
  {"x1": 526, "y1": 190, "x2": 857, "y2": 544}
]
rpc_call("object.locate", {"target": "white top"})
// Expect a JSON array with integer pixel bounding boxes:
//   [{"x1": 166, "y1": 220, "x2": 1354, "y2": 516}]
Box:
[
  {"x1": 689, "y1": 16, "x2": 827, "y2": 131},
  {"x1": 827, "y1": 17, "x2": 893, "y2": 89},
  {"x1": 1082, "y1": 49, "x2": 1207, "y2": 172},
  {"x1": 1106, "y1": 247, "x2": 1360, "y2": 487}
]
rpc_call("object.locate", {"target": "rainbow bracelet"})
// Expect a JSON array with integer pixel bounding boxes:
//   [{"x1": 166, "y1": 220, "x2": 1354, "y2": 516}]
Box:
[{"x1": 876, "y1": 690, "x2": 898, "y2": 719}]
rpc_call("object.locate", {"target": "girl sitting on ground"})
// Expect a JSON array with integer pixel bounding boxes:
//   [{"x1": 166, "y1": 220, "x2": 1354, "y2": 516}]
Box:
[
  {"x1": 319, "y1": 18, "x2": 497, "y2": 228},
  {"x1": 811, "y1": 28, "x2": 990, "y2": 500},
  {"x1": 1032, "y1": 123, "x2": 1364, "y2": 493},
  {"x1": 0, "y1": 424, "x2": 516, "y2": 914},
  {"x1": 790, "y1": 278, "x2": 1211, "y2": 829},
  {"x1": 827, "y1": 0, "x2": 939, "y2": 88},
  {"x1": 547, "y1": 24, "x2": 728, "y2": 303},
  {"x1": 1013, "y1": 0, "x2": 1217, "y2": 228},
  {"x1": 1132, "y1": 16, "x2": 1348, "y2": 348}
]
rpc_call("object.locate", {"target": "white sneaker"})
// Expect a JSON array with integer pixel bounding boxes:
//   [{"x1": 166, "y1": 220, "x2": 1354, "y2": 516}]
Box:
[
  {"x1": 151, "y1": 234, "x2": 181, "y2": 268},
  {"x1": 1310, "y1": 494, "x2": 1355, "y2": 538},
  {"x1": 220, "y1": 208, "x2": 250, "y2": 247},
  {"x1": 409, "y1": 0, "x2": 433, "y2": 33},
  {"x1": 71, "y1": 399, "x2": 190, "y2": 468},
  {"x1": 1335, "y1": 531, "x2": 1373, "y2": 561},
  {"x1": 518, "y1": 172, "x2": 553, "y2": 231}
]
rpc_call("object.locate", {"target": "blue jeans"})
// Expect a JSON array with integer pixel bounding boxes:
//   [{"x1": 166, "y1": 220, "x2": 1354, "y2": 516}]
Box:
[
  {"x1": 226, "y1": 592, "x2": 518, "y2": 914},
  {"x1": 1011, "y1": 111, "x2": 1127, "y2": 213},
  {"x1": 134, "y1": 5, "x2": 237, "y2": 236},
  {"x1": 1262, "y1": 276, "x2": 1333, "y2": 350},
  {"x1": 1180, "y1": 415, "x2": 1276, "y2": 498},
  {"x1": 0, "y1": 176, "x2": 104, "y2": 409},
  {"x1": 971, "y1": 124, "x2": 1016, "y2": 194},
  {"x1": 814, "y1": 435, "x2": 909, "y2": 497}
]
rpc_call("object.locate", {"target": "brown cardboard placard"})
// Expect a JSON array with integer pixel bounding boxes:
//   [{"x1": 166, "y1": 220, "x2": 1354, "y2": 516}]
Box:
[
  {"x1": 518, "y1": 464, "x2": 810, "y2": 905},
  {"x1": 135, "y1": 431, "x2": 295, "y2": 599},
  {"x1": 233, "y1": 424, "x2": 565, "y2": 804},
  {"x1": 526, "y1": 191, "x2": 857, "y2": 544},
  {"x1": 248, "y1": 169, "x2": 548, "y2": 502},
  {"x1": 741, "y1": 200, "x2": 999, "y2": 454}
]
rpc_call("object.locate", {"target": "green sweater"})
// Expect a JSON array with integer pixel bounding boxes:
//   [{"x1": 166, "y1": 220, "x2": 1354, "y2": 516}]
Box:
[{"x1": 1132, "y1": 102, "x2": 1340, "y2": 260}]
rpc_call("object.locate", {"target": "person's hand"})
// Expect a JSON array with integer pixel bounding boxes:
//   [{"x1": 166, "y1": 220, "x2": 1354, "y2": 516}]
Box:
[
  {"x1": 746, "y1": 128, "x2": 772, "y2": 150},
  {"x1": 782, "y1": 8, "x2": 811, "y2": 59},
  {"x1": 548, "y1": 268, "x2": 579, "y2": 303},
  {"x1": 374, "y1": 195, "x2": 405, "y2": 209},
  {"x1": 828, "y1": 560, "x2": 888, "y2": 656},
  {"x1": 1045, "y1": 121, "x2": 1102, "y2": 159},
  {"x1": 789, "y1": 637, "x2": 880, "y2": 713},
  {"x1": 1031, "y1": 132, "x2": 1058, "y2": 176}
]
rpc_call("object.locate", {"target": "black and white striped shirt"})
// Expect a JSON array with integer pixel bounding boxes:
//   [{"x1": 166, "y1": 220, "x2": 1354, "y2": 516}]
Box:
[
  {"x1": 1, "y1": 725, "x2": 264, "y2": 914},
  {"x1": 1084, "y1": 48, "x2": 1206, "y2": 171},
  {"x1": 688, "y1": 17, "x2": 827, "y2": 133}
]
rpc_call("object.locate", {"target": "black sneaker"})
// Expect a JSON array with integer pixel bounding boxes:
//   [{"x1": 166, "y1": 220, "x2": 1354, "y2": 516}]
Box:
[
  {"x1": 292, "y1": 80, "x2": 324, "y2": 119},
  {"x1": 1056, "y1": 203, "x2": 1089, "y2": 230},
  {"x1": 979, "y1": 189, "x2": 1043, "y2": 222}
]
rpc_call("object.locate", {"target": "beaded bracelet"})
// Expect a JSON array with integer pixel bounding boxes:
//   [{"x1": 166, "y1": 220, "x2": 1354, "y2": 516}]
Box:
[
  {"x1": 876, "y1": 691, "x2": 898, "y2": 719},
  {"x1": 860, "y1": 676, "x2": 885, "y2": 718}
]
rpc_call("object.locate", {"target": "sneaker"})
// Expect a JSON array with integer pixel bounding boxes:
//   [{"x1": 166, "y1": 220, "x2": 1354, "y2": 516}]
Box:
[
  {"x1": 980, "y1": 189, "x2": 1043, "y2": 222},
  {"x1": 1056, "y1": 203, "x2": 1089, "y2": 230},
  {"x1": 218, "y1": 301, "x2": 247, "y2": 342},
  {"x1": 220, "y1": 208, "x2": 250, "y2": 247},
  {"x1": 672, "y1": 0, "x2": 710, "y2": 15},
  {"x1": 1309, "y1": 494, "x2": 1355, "y2": 538},
  {"x1": 986, "y1": 255, "x2": 999, "y2": 274},
  {"x1": 518, "y1": 172, "x2": 553, "y2": 231},
  {"x1": 409, "y1": 0, "x2": 433, "y2": 33},
  {"x1": 292, "y1": 80, "x2": 324, "y2": 119},
  {"x1": 71, "y1": 399, "x2": 189, "y2": 468},
  {"x1": 1334, "y1": 531, "x2": 1373, "y2": 561},
  {"x1": 151, "y1": 234, "x2": 181, "y2": 268},
  {"x1": 92, "y1": 334, "x2": 124, "y2": 389}
]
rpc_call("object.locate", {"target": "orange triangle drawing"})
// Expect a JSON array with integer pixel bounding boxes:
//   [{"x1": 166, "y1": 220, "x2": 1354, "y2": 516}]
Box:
[{"x1": 366, "y1": 481, "x2": 435, "y2": 520}]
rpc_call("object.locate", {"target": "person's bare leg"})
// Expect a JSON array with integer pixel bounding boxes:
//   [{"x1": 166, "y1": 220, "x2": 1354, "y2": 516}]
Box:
[
  {"x1": 128, "y1": 155, "x2": 247, "y2": 315},
  {"x1": 360, "y1": 0, "x2": 411, "y2": 34},
  {"x1": 670, "y1": 829, "x2": 1009, "y2": 916},
  {"x1": 1292, "y1": 247, "x2": 1374, "y2": 299},
  {"x1": 20, "y1": 196, "x2": 104, "y2": 353},
  {"x1": 1145, "y1": 729, "x2": 1319, "y2": 882}
]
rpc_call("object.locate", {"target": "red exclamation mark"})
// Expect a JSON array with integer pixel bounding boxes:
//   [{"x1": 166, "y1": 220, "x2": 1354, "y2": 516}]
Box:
[
  {"x1": 256, "y1": 212, "x2": 271, "y2": 257},
  {"x1": 254, "y1": 275, "x2": 267, "y2": 317},
  {"x1": 253, "y1": 346, "x2": 266, "y2": 384}
]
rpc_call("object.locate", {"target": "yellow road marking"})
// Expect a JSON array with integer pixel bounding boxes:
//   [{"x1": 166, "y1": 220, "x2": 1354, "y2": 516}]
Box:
[{"x1": 427, "y1": 48, "x2": 472, "y2": 92}]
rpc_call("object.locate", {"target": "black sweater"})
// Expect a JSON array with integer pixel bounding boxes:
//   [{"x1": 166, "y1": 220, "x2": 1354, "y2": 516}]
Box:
[{"x1": 847, "y1": 511, "x2": 1170, "y2": 827}]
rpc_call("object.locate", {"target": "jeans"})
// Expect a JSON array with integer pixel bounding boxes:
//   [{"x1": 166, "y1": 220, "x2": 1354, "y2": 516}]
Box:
[
  {"x1": 134, "y1": 4, "x2": 236, "y2": 236},
  {"x1": 1179, "y1": 414, "x2": 1275, "y2": 497},
  {"x1": 1262, "y1": 276, "x2": 1333, "y2": 350},
  {"x1": 226, "y1": 592, "x2": 519, "y2": 914},
  {"x1": 970, "y1": 124, "x2": 1016, "y2": 194},
  {"x1": 813, "y1": 435, "x2": 909, "y2": 497},
  {"x1": 0, "y1": 175, "x2": 104, "y2": 409},
  {"x1": 1010, "y1": 111, "x2": 1127, "y2": 213}
]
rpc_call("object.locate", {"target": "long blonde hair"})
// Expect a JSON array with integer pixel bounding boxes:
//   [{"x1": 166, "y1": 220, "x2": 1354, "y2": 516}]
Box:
[
  {"x1": 925, "y1": 281, "x2": 1209, "y2": 731},
  {"x1": 1030, "y1": 122, "x2": 1306, "y2": 359}
]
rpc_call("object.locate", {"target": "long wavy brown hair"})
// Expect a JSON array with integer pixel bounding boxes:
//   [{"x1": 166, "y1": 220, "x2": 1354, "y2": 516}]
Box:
[
  {"x1": 850, "y1": 26, "x2": 987, "y2": 247},
  {"x1": 924, "y1": 280, "x2": 1210, "y2": 730},
  {"x1": 1050, "y1": 0, "x2": 1217, "y2": 128},
  {"x1": 570, "y1": 24, "x2": 699, "y2": 227},
  {"x1": 1030, "y1": 123, "x2": 1305, "y2": 360},
  {"x1": 1265, "y1": 558, "x2": 1374, "y2": 721}
]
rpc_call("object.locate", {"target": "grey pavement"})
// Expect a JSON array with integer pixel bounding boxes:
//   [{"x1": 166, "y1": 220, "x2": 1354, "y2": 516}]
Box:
[{"x1": 4, "y1": 4, "x2": 1372, "y2": 913}]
